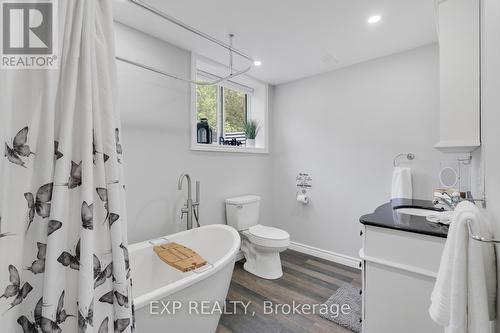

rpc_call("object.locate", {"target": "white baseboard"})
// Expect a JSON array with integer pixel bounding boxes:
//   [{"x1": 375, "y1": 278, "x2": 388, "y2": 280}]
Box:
[{"x1": 289, "y1": 241, "x2": 361, "y2": 270}]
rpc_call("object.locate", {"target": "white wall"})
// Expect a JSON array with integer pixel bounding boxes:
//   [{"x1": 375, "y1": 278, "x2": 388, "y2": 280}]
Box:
[
  {"x1": 114, "y1": 23, "x2": 272, "y2": 244},
  {"x1": 270, "y1": 44, "x2": 444, "y2": 259},
  {"x1": 481, "y1": 0, "x2": 500, "y2": 245},
  {"x1": 480, "y1": 0, "x2": 500, "y2": 323}
]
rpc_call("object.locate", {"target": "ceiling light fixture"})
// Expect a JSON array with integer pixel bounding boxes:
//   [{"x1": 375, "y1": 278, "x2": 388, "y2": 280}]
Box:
[
  {"x1": 254, "y1": 60, "x2": 262, "y2": 66},
  {"x1": 367, "y1": 15, "x2": 382, "y2": 24}
]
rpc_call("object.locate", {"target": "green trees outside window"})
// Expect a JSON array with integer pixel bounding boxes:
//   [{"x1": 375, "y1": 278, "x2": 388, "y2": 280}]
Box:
[
  {"x1": 196, "y1": 85, "x2": 218, "y2": 130},
  {"x1": 223, "y1": 88, "x2": 246, "y2": 133}
]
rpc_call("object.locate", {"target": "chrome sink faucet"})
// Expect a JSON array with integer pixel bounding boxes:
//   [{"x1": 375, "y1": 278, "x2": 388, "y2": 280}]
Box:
[
  {"x1": 433, "y1": 191, "x2": 461, "y2": 210},
  {"x1": 433, "y1": 190, "x2": 487, "y2": 210},
  {"x1": 178, "y1": 173, "x2": 200, "y2": 230}
]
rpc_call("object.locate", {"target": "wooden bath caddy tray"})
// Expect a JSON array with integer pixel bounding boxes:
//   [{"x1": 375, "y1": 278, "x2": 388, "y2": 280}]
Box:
[{"x1": 153, "y1": 242, "x2": 207, "y2": 272}]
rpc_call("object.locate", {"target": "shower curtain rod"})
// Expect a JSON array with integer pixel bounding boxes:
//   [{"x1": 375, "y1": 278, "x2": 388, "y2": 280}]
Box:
[
  {"x1": 115, "y1": 0, "x2": 255, "y2": 85},
  {"x1": 115, "y1": 56, "x2": 252, "y2": 85}
]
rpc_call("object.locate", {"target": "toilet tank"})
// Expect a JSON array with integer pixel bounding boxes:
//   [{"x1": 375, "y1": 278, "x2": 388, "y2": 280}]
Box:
[{"x1": 225, "y1": 195, "x2": 261, "y2": 231}]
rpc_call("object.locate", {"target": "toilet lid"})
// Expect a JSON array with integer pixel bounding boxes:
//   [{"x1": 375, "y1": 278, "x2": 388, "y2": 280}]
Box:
[{"x1": 248, "y1": 225, "x2": 289, "y2": 240}]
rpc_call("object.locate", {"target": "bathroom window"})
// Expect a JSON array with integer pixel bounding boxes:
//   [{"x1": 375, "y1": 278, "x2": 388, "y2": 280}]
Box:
[
  {"x1": 191, "y1": 55, "x2": 268, "y2": 153},
  {"x1": 196, "y1": 80, "x2": 249, "y2": 146}
]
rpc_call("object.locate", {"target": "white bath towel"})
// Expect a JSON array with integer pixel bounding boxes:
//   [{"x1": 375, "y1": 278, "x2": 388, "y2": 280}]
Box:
[
  {"x1": 391, "y1": 167, "x2": 413, "y2": 199},
  {"x1": 429, "y1": 201, "x2": 497, "y2": 333}
]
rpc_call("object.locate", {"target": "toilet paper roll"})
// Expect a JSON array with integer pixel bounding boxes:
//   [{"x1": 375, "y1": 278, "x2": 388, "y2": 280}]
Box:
[{"x1": 297, "y1": 194, "x2": 310, "y2": 204}]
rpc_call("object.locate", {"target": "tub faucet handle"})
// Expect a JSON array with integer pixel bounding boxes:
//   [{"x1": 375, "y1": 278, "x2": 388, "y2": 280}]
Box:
[{"x1": 180, "y1": 206, "x2": 188, "y2": 220}]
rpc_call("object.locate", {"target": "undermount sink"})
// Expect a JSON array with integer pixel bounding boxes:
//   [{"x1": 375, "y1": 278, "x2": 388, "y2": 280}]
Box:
[{"x1": 394, "y1": 207, "x2": 441, "y2": 217}]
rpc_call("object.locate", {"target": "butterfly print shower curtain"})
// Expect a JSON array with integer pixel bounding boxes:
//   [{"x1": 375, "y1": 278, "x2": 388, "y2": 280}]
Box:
[{"x1": 0, "y1": 1, "x2": 134, "y2": 332}]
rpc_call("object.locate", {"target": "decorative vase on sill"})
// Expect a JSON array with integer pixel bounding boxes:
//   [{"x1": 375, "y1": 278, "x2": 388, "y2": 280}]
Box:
[
  {"x1": 244, "y1": 119, "x2": 260, "y2": 149},
  {"x1": 197, "y1": 118, "x2": 213, "y2": 144}
]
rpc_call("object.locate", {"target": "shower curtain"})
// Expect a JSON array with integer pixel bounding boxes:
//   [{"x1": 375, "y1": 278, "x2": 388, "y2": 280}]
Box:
[{"x1": 0, "y1": 1, "x2": 134, "y2": 332}]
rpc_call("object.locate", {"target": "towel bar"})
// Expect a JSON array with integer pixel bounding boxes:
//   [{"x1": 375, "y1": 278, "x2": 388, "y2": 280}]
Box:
[
  {"x1": 467, "y1": 219, "x2": 500, "y2": 243},
  {"x1": 393, "y1": 152, "x2": 415, "y2": 167}
]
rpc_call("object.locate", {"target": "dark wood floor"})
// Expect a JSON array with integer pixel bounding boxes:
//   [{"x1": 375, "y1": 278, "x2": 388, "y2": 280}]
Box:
[{"x1": 217, "y1": 250, "x2": 361, "y2": 333}]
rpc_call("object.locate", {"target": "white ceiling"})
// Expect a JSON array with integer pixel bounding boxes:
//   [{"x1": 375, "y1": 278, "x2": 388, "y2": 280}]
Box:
[{"x1": 113, "y1": 0, "x2": 438, "y2": 85}]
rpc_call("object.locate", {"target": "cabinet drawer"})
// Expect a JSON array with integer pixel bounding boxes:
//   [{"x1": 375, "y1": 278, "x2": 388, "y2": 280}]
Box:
[{"x1": 364, "y1": 226, "x2": 446, "y2": 276}]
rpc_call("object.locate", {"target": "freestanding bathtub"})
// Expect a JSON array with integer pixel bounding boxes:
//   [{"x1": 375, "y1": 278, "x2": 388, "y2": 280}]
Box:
[{"x1": 129, "y1": 224, "x2": 241, "y2": 333}]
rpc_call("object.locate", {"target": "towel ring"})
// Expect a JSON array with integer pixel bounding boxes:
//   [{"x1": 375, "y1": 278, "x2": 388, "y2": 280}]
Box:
[
  {"x1": 467, "y1": 219, "x2": 500, "y2": 244},
  {"x1": 393, "y1": 153, "x2": 415, "y2": 167}
]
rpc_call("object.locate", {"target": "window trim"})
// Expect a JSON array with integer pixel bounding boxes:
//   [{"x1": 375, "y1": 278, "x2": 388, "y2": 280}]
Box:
[
  {"x1": 217, "y1": 84, "x2": 222, "y2": 141},
  {"x1": 190, "y1": 53, "x2": 269, "y2": 154},
  {"x1": 220, "y1": 86, "x2": 225, "y2": 140}
]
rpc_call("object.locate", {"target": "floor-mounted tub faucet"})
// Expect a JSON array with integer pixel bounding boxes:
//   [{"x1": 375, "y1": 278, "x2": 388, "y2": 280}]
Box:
[{"x1": 178, "y1": 173, "x2": 200, "y2": 230}]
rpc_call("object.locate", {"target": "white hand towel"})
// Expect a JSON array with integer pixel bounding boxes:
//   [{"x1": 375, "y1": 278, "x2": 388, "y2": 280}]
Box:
[
  {"x1": 391, "y1": 166, "x2": 413, "y2": 199},
  {"x1": 429, "y1": 201, "x2": 497, "y2": 333}
]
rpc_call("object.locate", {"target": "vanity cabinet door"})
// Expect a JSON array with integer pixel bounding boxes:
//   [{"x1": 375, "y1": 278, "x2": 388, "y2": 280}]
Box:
[
  {"x1": 363, "y1": 262, "x2": 443, "y2": 333},
  {"x1": 435, "y1": 0, "x2": 481, "y2": 153},
  {"x1": 361, "y1": 226, "x2": 446, "y2": 333}
]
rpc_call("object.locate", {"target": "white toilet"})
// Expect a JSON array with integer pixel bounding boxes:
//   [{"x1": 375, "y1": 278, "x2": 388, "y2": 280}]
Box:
[{"x1": 225, "y1": 195, "x2": 290, "y2": 279}]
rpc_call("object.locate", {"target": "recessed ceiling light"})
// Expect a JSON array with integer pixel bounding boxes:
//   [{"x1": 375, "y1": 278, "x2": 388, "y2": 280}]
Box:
[
  {"x1": 367, "y1": 15, "x2": 382, "y2": 24},
  {"x1": 253, "y1": 60, "x2": 262, "y2": 66}
]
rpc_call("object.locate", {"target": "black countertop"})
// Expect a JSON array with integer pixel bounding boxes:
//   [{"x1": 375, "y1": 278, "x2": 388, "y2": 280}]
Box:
[{"x1": 359, "y1": 198, "x2": 449, "y2": 238}]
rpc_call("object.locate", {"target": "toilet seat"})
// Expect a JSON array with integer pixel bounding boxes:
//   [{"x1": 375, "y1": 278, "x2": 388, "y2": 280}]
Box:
[{"x1": 243, "y1": 224, "x2": 290, "y2": 248}]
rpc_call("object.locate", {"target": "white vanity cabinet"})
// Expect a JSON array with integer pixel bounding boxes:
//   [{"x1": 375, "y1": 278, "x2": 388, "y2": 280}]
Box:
[
  {"x1": 360, "y1": 225, "x2": 446, "y2": 333},
  {"x1": 434, "y1": 0, "x2": 481, "y2": 153}
]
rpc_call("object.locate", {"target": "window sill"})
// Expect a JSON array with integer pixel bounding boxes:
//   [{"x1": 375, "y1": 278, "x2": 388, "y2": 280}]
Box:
[{"x1": 191, "y1": 143, "x2": 269, "y2": 154}]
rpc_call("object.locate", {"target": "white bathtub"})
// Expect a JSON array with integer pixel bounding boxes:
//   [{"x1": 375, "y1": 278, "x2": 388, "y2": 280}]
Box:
[{"x1": 129, "y1": 224, "x2": 241, "y2": 333}]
